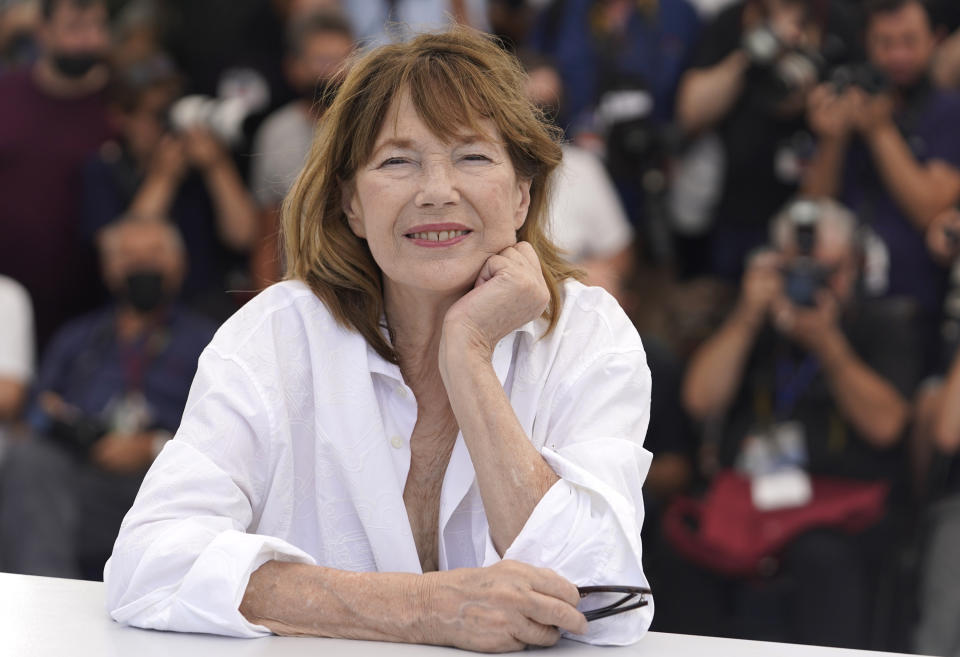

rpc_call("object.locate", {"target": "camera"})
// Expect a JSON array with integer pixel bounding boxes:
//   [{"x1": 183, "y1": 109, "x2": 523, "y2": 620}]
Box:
[
  {"x1": 169, "y1": 95, "x2": 251, "y2": 147},
  {"x1": 781, "y1": 200, "x2": 830, "y2": 307},
  {"x1": 828, "y1": 63, "x2": 890, "y2": 96},
  {"x1": 168, "y1": 68, "x2": 271, "y2": 147},
  {"x1": 48, "y1": 414, "x2": 109, "y2": 456},
  {"x1": 742, "y1": 24, "x2": 824, "y2": 106}
]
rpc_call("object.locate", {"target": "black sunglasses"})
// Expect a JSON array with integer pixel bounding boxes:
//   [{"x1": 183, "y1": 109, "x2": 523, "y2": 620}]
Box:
[{"x1": 577, "y1": 585, "x2": 651, "y2": 622}]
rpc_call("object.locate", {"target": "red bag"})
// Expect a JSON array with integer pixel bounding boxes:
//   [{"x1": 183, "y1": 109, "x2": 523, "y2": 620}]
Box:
[{"x1": 663, "y1": 471, "x2": 889, "y2": 577}]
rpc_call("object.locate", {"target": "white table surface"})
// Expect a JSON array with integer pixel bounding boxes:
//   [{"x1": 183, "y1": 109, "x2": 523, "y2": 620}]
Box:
[{"x1": 0, "y1": 573, "x2": 919, "y2": 657}]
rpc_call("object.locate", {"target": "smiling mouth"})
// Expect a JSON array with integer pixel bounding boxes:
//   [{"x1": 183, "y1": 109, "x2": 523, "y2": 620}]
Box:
[{"x1": 405, "y1": 229, "x2": 471, "y2": 242}]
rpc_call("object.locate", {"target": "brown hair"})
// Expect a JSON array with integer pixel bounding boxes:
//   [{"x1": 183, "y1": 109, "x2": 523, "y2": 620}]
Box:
[{"x1": 282, "y1": 27, "x2": 579, "y2": 364}]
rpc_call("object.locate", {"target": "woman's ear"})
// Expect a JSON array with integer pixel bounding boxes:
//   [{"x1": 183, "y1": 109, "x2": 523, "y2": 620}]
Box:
[
  {"x1": 513, "y1": 177, "x2": 533, "y2": 231},
  {"x1": 341, "y1": 180, "x2": 365, "y2": 238}
]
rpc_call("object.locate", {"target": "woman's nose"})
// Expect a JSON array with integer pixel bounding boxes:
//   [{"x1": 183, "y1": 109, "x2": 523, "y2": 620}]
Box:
[{"x1": 415, "y1": 160, "x2": 460, "y2": 208}]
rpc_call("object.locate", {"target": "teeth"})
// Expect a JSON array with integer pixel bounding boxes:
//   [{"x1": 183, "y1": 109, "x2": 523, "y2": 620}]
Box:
[{"x1": 409, "y1": 230, "x2": 468, "y2": 242}]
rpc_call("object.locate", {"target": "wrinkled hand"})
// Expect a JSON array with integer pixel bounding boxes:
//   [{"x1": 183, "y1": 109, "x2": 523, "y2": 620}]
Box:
[
  {"x1": 182, "y1": 127, "x2": 229, "y2": 171},
  {"x1": 807, "y1": 84, "x2": 855, "y2": 140},
  {"x1": 442, "y1": 242, "x2": 550, "y2": 359},
  {"x1": 736, "y1": 250, "x2": 783, "y2": 326},
  {"x1": 771, "y1": 289, "x2": 842, "y2": 354},
  {"x1": 420, "y1": 560, "x2": 587, "y2": 652},
  {"x1": 926, "y1": 207, "x2": 960, "y2": 265},
  {"x1": 90, "y1": 432, "x2": 155, "y2": 474},
  {"x1": 849, "y1": 88, "x2": 895, "y2": 138}
]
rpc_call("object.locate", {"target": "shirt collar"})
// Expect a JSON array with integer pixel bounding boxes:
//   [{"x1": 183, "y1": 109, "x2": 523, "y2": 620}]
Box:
[{"x1": 365, "y1": 317, "x2": 543, "y2": 385}]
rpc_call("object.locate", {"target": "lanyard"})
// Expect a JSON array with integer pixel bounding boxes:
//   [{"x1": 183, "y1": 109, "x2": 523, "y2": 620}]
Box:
[
  {"x1": 119, "y1": 323, "x2": 168, "y2": 393},
  {"x1": 774, "y1": 353, "x2": 820, "y2": 420}
]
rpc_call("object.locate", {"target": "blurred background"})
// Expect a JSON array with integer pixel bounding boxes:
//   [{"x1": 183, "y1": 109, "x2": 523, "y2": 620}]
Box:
[{"x1": 3, "y1": 0, "x2": 960, "y2": 653}]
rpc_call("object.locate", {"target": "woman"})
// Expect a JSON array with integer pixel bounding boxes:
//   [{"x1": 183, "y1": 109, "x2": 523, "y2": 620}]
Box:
[{"x1": 105, "y1": 28, "x2": 654, "y2": 651}]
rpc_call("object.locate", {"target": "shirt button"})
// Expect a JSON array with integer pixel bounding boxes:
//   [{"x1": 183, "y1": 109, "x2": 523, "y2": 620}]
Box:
[
  {"x1": 390, "y1": 435, "x2": 405, "y2": 449},
  {"x1": 395, "y1": 386, "x2": 409, "y2": 399}
]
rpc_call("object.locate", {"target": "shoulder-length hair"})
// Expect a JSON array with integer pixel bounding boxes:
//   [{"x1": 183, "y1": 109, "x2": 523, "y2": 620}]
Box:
[{"x1": 282, "y1": 27, "x2": 579, "y2": 364}]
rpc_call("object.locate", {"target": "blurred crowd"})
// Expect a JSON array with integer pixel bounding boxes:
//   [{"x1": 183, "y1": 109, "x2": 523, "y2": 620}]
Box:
[{"x1": 3, "y1": 0, "x2": 960, "y2": 653}]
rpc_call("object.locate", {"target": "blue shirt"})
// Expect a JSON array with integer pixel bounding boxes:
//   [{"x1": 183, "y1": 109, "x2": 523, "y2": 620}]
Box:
[
  {"x1": 28, "y1": 305, "x2": 216, "y2": 435},
  {"x1": 841, "y1": 86, "x2": 960, "y2": 315},
  {"x1": 530, "y1": 0, "x2": 701, "y2": 127}
]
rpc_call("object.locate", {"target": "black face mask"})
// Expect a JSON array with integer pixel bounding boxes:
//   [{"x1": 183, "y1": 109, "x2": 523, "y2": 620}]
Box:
[
  {"x1": 121, "y1": 271, "x2": 168, "y2": 313},
  {"x1": 52, "y1": 51, "x2": 102, "y2": 79}
]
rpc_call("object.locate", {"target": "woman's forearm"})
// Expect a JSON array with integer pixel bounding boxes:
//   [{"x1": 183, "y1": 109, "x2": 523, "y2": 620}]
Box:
[
  {"x1": 439, "y1": 343, "x2": 558, "y2": 555},
  {"x1": 240, "y1": 561, "x2": 427, "y2": 641},
  {"x1": 239, "y1": 559, "x2": 586, "y2": 651}
]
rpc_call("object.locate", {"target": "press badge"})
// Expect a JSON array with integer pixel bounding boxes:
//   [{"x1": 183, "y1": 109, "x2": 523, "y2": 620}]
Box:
[{"x1": 738, "y1": 422, "x2": 813, "y2": 511}]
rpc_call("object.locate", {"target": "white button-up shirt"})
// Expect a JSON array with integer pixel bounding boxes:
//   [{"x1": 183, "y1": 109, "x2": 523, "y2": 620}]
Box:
[{"x1": 104, "y1": 279, "x2": 654, "y2": 645}]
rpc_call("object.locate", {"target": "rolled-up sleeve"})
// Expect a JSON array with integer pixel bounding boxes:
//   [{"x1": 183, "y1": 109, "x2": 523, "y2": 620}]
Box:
[
  {"x1": 498, "y1": 345, "x2": 654, "y2": 645},
  {"x1": 104, "y1": 347, "x2": 314, "y2": 637}
]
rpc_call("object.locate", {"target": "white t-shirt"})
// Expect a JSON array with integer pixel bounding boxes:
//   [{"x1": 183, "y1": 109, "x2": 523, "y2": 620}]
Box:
[
  {"x1": 105, "y1": 278, "x2": 654, "y2": 645},
  {"x1": 0, "y1": 275, "x2": 34, "y2": 383},
  {"x1": 548, "y1": 145, "x2": 634, "y2": 263}
]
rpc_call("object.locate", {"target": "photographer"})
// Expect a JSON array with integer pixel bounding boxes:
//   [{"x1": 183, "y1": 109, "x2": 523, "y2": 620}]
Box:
[
  {"x1": 0, "y1": 219, "x2": 214, "y2": 579},
  {"x1": 911, "y1": 206, "x2": 960, "y2": 656},
  {"x1": 674, "y1": 198, "x2": 919, "y2": 647},
  {"x1": 82, "y1": 54, "x2": 259, "y2": 322},
  {"x1": 676, "y1": 0, "x2": 859, "y2": 278},
  {"x1": 529, "y1": 0, "x2": 701, "y2": 135},
  {"x1": 804, "y1": 0, "x2": 960, "y2": 339}
]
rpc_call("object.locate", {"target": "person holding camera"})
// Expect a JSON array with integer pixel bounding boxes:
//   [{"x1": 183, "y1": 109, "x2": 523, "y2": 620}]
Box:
[
  {"x1": 804, "y1": 0, "x2": 960, "y2": 354},
  {"x1": 672, "y1": 198, "x2": 920, "y2": 647},
  {"x1": 82, "y1": 54, "x2": 260, "y2": 322},
  {"x1": 675, "y1": 0, "x2": 859, "y2": 279},
  {"x1": 0, "y1": 218, "x2": 215, "y2": 579},
  {"x1": 907, "y1": 205, "x2": 960, "y2": 656}
]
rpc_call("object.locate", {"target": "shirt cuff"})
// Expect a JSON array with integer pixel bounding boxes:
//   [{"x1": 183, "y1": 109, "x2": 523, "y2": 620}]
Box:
[{"x1": 108, "y1": 530, "x2": 316, "y2": 638}]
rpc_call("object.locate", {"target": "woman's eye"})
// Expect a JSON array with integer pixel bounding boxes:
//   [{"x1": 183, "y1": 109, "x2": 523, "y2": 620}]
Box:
[
  {"x1": 462, "y1": 154, "x2": 491, "y2": 163},
  {"x1": 380, "y1": 157, "x2": 410, "y2": 167}
]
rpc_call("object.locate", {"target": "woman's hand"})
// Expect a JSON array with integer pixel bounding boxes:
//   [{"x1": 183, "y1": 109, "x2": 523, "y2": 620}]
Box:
[
  {"x1": 420, "y1": 560, "x2": 588, "y2": 652},
  {"x1": 441, "y1": 242, "x2": 550, "y2": 361}
]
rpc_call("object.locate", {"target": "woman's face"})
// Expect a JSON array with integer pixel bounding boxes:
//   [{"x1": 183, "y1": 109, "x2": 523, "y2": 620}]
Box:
[{"x1": 344, "y1": 92, "x2": 531, "y2": 298}]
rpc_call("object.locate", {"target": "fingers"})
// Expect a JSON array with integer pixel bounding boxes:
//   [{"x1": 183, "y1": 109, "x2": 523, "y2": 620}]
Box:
[
  {"x1": 523, "y1": 591, "x2": 588, "y2": 636},
  {"x1": 521, "y1": 563, "x2": 580, "y2": 608},
  {"x1": 474, "y1": 253, "x2": 511, "y2": 286},
  {"x1": 510, "y1": 617, "x2": 563, "y2": 648}
]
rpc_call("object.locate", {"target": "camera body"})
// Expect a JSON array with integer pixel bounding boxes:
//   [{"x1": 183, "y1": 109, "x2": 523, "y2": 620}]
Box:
[
  {"x1": 828, "y1": 63, "x2": 890, "y2": 96},
  {"x1": 781, "y1": 200, "x2": 830, "y2": 307},
  {"x1": 742, "y1": 24, "x2": 823, "y2": 105},
  {"x1": 48, "y1": 414, "x2": 109, "y2": 455}
]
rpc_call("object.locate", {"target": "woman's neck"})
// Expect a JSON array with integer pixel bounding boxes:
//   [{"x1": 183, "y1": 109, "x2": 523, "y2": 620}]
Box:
[{"x1": 384, "y1": 283, "x2": 461, "y2": 395}]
